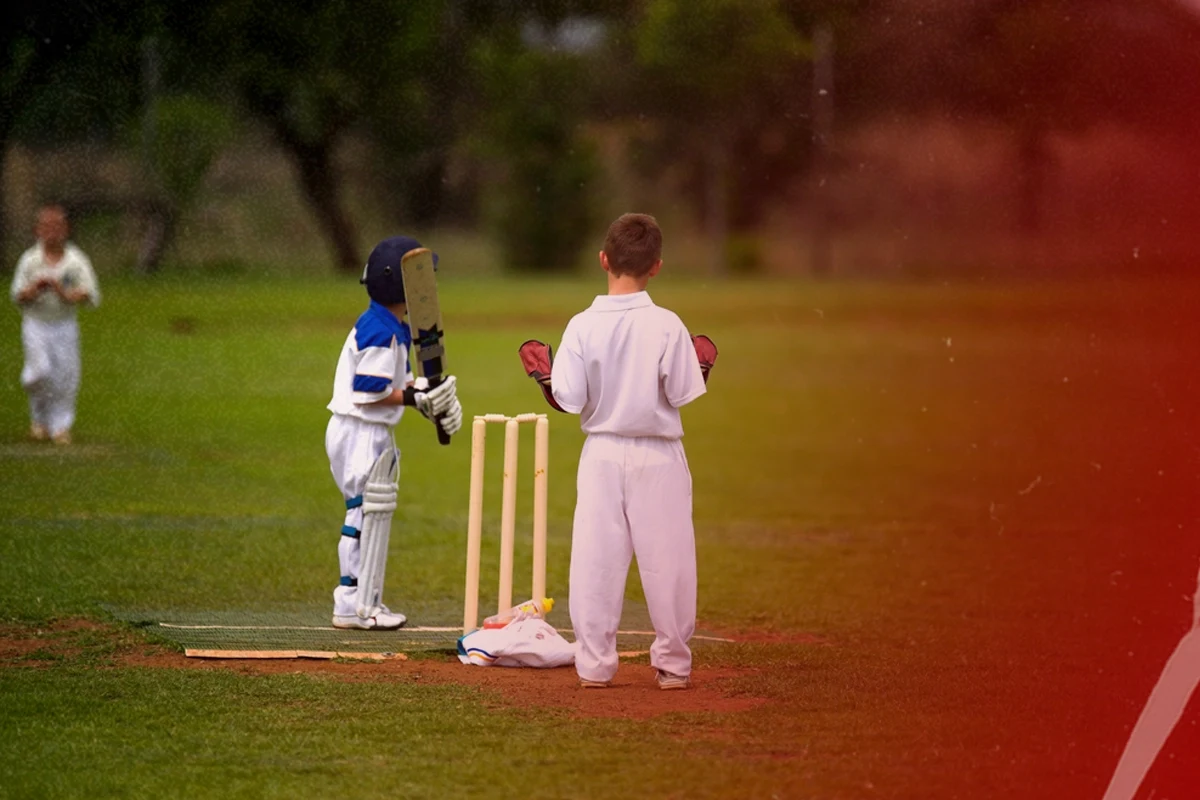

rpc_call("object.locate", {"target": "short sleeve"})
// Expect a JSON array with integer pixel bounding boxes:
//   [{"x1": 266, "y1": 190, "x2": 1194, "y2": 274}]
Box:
[
  {"x1": 351, "y1": 341, "x2": 397, "y2": 404},
  {"x1": 551, "y1": 319, "x2": 588, "y2": 415},
  {"x1": 10, "y1": 253, "x2": 36, "y2": 304},
  {"x1": 661, "y1": 321, "x2": 706, "y2": 409},
  {"x1": 73, "y1": 251, "x2": 101, "y2": 307}
]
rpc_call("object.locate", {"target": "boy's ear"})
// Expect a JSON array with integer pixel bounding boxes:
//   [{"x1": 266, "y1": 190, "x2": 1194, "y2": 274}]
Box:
[
  {"x1": 648, "y1": 259, "x2": 662, "y2": 278},
  {"x1": 599, "y1": 251, "x2": 611, "y2": 273}
]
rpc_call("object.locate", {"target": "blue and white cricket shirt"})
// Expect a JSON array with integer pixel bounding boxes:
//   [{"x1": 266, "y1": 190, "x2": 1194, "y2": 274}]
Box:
[{"x1": 327, "y1": 301, "x2": 414, "y2": 427}]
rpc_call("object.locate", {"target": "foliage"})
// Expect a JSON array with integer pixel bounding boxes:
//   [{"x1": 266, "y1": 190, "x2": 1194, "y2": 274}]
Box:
[
  {"x1": 145, "y1": 95, "x2": 236, "y2": 208},
  {"x1": 475, "y1": 42, "x2": 600, "y2": 272},
  {"x1": 630, "y1": 0, "x2": 809, "y2": 249},
  {"x1": 7, "y1": 0, "x2": 1200, "y2": 274},
  {"x1": 636, "y1": 0, "x2": 806, "y2": 113}
]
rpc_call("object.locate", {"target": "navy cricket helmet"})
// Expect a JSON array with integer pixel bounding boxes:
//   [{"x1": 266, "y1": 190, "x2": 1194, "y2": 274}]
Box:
[{"x1": 360, "y1": 236, "x2": 438, "y2": 305}]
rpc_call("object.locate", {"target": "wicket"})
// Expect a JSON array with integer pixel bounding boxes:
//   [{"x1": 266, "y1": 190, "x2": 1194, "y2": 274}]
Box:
[{"x1": 463, "y1": 413, "x2": 549, "y2": 634}]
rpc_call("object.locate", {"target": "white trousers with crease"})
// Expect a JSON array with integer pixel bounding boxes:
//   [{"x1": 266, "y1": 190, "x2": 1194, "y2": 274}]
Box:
[{"x1": 569, "y1": 432, "x2": 697, "y2": 682}]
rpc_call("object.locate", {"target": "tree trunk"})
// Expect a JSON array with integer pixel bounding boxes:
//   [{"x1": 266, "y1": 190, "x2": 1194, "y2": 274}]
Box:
[
  {"x1": 406, "y1": 155, "x2": 447, "y2": 229},
  {"x1": 136, "y1": 200, "x2": 176, "y2": 275},
  {"x1": 706, "y1": 131, "x2": 729, "y2": 276},
  {"x1": 278, "y1": 135, "x2": 361, "y2": 273}
]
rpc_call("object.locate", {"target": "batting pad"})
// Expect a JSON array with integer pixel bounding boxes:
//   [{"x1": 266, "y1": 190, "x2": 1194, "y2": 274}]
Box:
[{"x1": 357, "y1": 448, "x2": 398, "y2": 620}]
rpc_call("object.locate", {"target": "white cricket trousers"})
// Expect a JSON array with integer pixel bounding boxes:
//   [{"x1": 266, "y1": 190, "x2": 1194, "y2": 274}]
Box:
[
  {"x1": 20, "y1": 316, "x2": 81, "y2": 436},
  {"x1": 569, "y1": 432, "x2": 697, "y2": 683},
  {"x1": 325, "y1": 415, "x2": 397, "y2": 617}
]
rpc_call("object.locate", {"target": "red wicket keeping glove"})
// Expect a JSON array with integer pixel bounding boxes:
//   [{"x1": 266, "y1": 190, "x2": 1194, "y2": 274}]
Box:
[
  {"x1": 518, "y1": 339, "x2": 567, "y2": 413},
  {"x1": 692, "y1": 334, "x2": 718, "y2": 384}
]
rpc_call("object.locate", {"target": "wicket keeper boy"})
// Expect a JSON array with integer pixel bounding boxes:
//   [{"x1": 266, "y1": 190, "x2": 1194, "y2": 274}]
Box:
[
  {"x1": 325, "y1": 236, "x2": 462, "y2": 629},
  {"x1": 521, "y1": 213, "x2": 716, "y2": 689}
]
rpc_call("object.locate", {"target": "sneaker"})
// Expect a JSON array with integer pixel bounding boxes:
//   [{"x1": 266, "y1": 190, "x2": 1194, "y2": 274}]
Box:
[
  {"x1": 579, "y1": 678, "x2": 611, "y2": 689},
  {"x1": 29, "y1": 423, "x2": 48, "y2": 442},
  {"x1": 50, "y1": 430, "x2": 71, "y2": 446},
  {"x1": 332, "y1": 607, "x2": 407, "y2": 630},
  {"x1": 655, "y1": 669, "x2": 690, "y2": 690}
]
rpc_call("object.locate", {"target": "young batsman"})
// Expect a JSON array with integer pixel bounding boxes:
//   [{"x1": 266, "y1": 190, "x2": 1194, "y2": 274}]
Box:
[
  {"x1": 519, "y1": 213, "x2": 717, "y2": 690},
  {"x1": 10, "y1": 204, "x2": 101, "y2": 445},
  {"x1": 326, "y1": 236, "x2": 462, "y2": 629}
]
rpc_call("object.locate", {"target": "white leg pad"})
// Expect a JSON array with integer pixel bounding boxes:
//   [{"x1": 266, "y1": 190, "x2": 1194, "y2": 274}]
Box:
[{"x1": 356, "y1": 447, "x2": 398, "y2": 619}]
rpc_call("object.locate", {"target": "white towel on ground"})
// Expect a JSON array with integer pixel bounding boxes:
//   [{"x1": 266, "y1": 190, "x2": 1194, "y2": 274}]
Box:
[{"x1": 457, "y1": 618, "x2": 576, "y2": 668}]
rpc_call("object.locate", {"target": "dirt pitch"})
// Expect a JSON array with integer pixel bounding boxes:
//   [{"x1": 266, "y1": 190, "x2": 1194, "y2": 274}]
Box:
[{"x1": 1, "y1": 619, "x2": 770, "y2": 721}]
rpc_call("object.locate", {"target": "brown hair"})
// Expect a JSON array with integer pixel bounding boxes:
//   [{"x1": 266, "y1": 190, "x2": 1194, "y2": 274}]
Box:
[{"x1": 603, "y1": 213, "x2": 662, "y2": 278}]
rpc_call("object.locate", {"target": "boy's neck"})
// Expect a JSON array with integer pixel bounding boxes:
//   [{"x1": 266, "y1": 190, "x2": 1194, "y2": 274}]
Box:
[
  {"x1": 42, "y1": 241, "x2": 65, "y2": 262},
  {"x1": 606, "y1": 272, "x2": 649, "y2": 296},
  {"x1": 382, "y1": 302, "x2": 407, "y2": 319}
]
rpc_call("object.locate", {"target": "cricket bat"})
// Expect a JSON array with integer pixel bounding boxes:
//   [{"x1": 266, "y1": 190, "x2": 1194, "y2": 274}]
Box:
[{"x1": 400, "y1": 248, "x2": 451, "y2": 445}]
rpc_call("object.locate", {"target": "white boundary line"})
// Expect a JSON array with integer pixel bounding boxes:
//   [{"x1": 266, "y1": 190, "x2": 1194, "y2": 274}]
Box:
[{"x1": 156, "y1": 622, "x2": 735, "y2": 642}]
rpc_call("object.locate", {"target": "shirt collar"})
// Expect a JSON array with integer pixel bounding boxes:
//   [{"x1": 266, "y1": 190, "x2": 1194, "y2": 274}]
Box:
[
  {"x1": 367, "y1": 301, "x2": 410, "y2": 339},
  {"x1": 588, "y1": 291, "x2": 654, "y2": 311}
]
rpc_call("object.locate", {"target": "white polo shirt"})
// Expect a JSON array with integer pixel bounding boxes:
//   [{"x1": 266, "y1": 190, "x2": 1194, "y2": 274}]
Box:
[
  {"x1": 551, "y1": 291, "x2": 705, "y2": 438},
  {"x1": 327, "y1": 301, "x2": 414, "y2": 427},
  {"x1": 10, "y1": 242, "x2": 101, "y2": 322}
]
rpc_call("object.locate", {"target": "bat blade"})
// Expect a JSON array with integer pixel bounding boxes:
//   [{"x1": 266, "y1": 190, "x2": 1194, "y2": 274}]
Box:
[{"x1": 400, "y1": 248, "x2": 450, "y2": 445}]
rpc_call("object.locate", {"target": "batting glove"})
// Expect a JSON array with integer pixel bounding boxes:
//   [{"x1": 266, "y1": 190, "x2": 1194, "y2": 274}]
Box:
[
  {"x1": 412, "y1": 375, "x2": 458, "y2": 419},
  {"x1": 438, "y1": 396, "x2": 463, "y2": 436}
]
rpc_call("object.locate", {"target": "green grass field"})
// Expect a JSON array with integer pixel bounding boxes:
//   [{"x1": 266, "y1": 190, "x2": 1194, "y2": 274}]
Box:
[{"x1": 2, "y1": 271, "x2": 1198, "y2": 799}]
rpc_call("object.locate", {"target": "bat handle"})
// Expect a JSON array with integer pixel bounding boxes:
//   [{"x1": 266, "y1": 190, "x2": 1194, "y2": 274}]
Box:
[{"x1": 427, "y1": 375, "x2": 452, "y2": 445}]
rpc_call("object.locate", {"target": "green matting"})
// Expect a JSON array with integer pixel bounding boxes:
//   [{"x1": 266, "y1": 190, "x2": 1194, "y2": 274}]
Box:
[{"x1": 105, "y1": 599, "x2": 734, "y2": 655}]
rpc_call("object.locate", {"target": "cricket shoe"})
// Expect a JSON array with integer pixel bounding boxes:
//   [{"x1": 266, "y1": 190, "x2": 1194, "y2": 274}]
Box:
[
  {"x1": 29, "y1": 423, "x2": 48, "y2": 442},
  {"x1": 579, "y1": 678, "x2": 611, "y2": 689},
  {"x1": 332, "y1": 607, "x2": 407, "y2": 630},
  {"x1": 655, "y1": 669, "x2": 690, "y2": 691}
]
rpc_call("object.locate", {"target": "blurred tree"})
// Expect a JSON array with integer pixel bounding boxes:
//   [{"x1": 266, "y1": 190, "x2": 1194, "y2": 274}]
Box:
[
  {"x1": 359, "y1": 3, "x2": 468, "y2": 230},
  {"x1": 137, "y1": 93, "x2": 236, "y2": 273},
  {"x1": 631, "y1": 0, "x2": 808, "y2": 274},
  {"x1": 364, "y1": 2, "x2": 610, "y2": 271},
  {"x1": 474, "y1": 37, "x2": 600, "y2": 271},
  {"x1": 180, "y1": 0, "x2": 433, "y2": 272},
  {"x1": 0, "y1": 3, "x2": 117, "y2": 263},
  {"x1": 958, "y1": 1, "x2": 1093, "y2": 236},
  {"x1": 853, "y1": 0, "x2": 1200, "y2": 237}
]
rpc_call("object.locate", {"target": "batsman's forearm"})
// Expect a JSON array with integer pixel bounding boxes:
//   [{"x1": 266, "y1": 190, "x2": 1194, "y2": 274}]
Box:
[
  {"x1": 366, "y1": 380, "x2": 422, "y2": 407},
  {"x1": 367, "y1": 387, "x2": 408, "y2": 406}
]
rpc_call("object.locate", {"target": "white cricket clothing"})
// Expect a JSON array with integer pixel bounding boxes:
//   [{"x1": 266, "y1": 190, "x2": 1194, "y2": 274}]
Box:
[
  {"x1": 11, "y1": 242, "x2": 100, "y2": 437},
  {"x1": 552, "y1": 291, "x2": 706, "y2": 683},
  {"x1": 569, "y1": 433, "x2": 697, "y2": 681},
  {"x1": 10, "y1": 242, "x2": 101, "y2": 321},
  {"x1": 458, "y1": 619, "x2": 577, "y2": 668},
  {"x1": 325, "y1": 301, "x2": 413, "y2": 618},
  {"x1": 326, "y1": 301, "x2": 414, "y2": 427},
  {"x1": 551, "y1": 291, "x2": 705, "y2": 438},
  {"x1": 325, "y1": 414, "x2": 399, "y2": 618}
]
